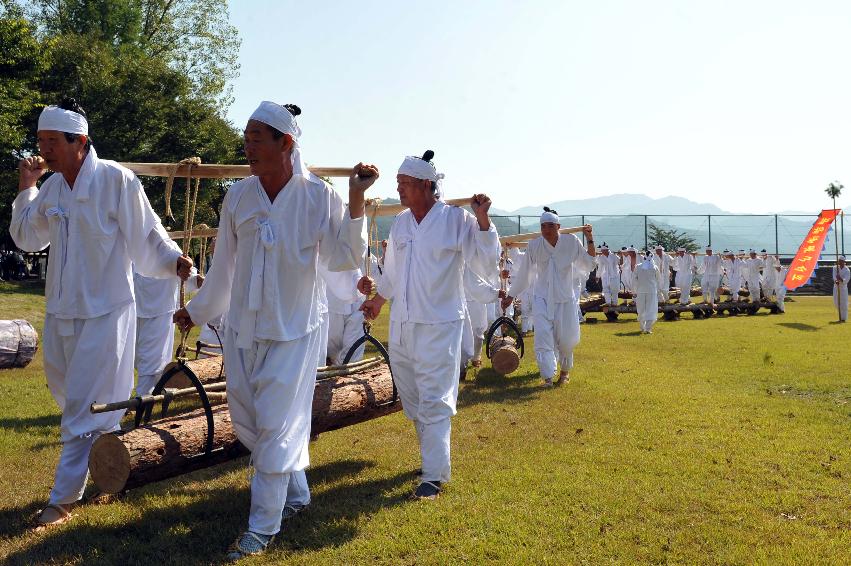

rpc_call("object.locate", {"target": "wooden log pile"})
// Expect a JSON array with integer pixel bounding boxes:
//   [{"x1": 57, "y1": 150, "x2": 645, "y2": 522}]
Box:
[
  {"x1": 88, "y1": 361, "x2": 399, "y2": 494},
  {"x1": 0, "y1": 319, "x2": 38, "y2": 369}
]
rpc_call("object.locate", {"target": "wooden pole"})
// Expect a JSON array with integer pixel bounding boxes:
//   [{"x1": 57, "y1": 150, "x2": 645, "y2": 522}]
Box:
[
  {"x1": 499, "y1": 226, "x2": 584, "y2": 245},
  {"x1": 365, "y1": 197, "x2": 473, "y2": 217},
  {"x1": 121, "y1": 162, "x2": 354, "y2": 179}
]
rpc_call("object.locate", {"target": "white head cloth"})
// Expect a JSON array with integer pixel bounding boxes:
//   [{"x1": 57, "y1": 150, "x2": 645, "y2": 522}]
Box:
[
  {"x1": 705, "y1": 245, "x2": 712, "y2": 252},
  {"x1": 626, "y1": 245, "x2": 636, "y2": 253},
  {"x1": 655, "y1": 245, "x2": 663, "y2": 251},
  {"x1": 840, "y1": 255, "x2": 846, "y2": 261},
  {"x1": 38, "y1": 106, "x2": 88, "y2": 135},
  {"x1": 398, "y1": 156, "x2": 445, "y2": 199},
  {"x1": 540, "y1": 210, "x2": 559, "y2": 224},
  {"x1": 677, "y1": 247, "x2": 685, "y2": 252},
  {"x1": 249, "y1": 101, "x2": 316, "y2": 181},
  {"x1": 601, "y1": 243, "x2": 609, "y2": 251},
  {"x1": 748, "y1": 249, "x2": 756, "y2": 254}
]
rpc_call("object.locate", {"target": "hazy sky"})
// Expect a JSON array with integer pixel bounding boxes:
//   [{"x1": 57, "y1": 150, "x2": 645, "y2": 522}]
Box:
[{"x1": 226, "y1": 1, "x2": 851, "y2": 214}]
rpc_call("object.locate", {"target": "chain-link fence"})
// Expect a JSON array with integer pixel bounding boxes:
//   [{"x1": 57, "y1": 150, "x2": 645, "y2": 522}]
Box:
[{"x1": 446, "y1": 213, "x2": 847, "y2": 260}]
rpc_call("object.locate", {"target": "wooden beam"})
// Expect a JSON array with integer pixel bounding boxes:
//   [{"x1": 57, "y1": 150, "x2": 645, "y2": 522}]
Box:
[
  {"x1": 365, "y1": 197, "x2": 472, "y2": 217},
  {"x1": 121, "y1": 162, "x2": 354, "y2": 179},
  {"x1": 500, "y1": 226, "x2": 585, "y2": 245}
]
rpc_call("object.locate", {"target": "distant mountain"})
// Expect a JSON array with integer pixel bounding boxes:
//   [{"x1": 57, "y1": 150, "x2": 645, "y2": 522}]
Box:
[{"x1": 504, "y1": 194, "x2": 728, "y2": 216}]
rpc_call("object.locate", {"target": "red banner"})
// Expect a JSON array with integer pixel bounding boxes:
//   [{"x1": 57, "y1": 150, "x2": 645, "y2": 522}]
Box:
[{"x1": 784, "y1": 209, "x2": 840, "y2": 290}]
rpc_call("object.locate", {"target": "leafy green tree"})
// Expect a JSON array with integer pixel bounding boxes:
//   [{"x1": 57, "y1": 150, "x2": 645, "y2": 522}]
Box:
[
  {"x1": 648, "y1": 223, "x2": 699, "y2": 252},
  {"x1": 1, "y1": 0, "x2": 243, "y2": 246},
  {"x1": 0, "y1": 1, "x2": 46, "y2": 247}
]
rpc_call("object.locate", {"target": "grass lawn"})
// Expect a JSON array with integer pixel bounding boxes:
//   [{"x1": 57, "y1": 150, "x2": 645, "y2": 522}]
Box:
[{"x1": 0, "y1": 281, "x2": 849, "y2": 565}]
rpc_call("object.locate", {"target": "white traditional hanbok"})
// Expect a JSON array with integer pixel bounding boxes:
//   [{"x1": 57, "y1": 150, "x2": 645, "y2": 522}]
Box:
[
  {"x1": 11, "y1": 144, "x2": 182, "y2": 507},
  {"x1": 833, "y1": 264, "x2": 850, "y2": 321},
  {"x1": 635, "y1": 257, "x2": 659, "y2": 333},
  {"x1": 508, "y1": 233, "x2": 595, "y2": 380},
  {"x1": 376, "y1": 199, "x2": 498, "y2": 485}
]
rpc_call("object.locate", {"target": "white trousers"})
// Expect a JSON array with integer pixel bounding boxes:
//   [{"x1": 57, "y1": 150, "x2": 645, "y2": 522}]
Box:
[
  {"x1": 746, "y1": 277, "x2": 762, "y2": 302},
  {"x1": 601, "y1": 276, "x2": 619, "y2": 305},
  {"x1": 327, "y1": 310, "x2": 365, "y2": 366},
  {"x1": 223, "y1": 326, "x2": 320, "y2": 532},
  {"x1": 43, "y1": 303, "x2": 136, "y2": 503},
  {"x1": 728, "y1": 274, "x2": 742, "y2": 301},
  {"x1": 702, "y1": 273, "x2": 721, "y2": 303},
  {"x1": 389, "y1": 320, "x2": 462, "y2": 483},
  {"x1": 776, "y1": 286, "x2": 786, "y2": 311},
  {"x1": 656, "y1": 272, "x2": 669, "y2": 302},
  {"x1": 135, "y1": 312, "x2": 175, "y2": 395},
  {"x1": 834, "y1": 284, "x2": 848, "y2": 321},
  {"x1": 248, "y1": 469, "x2": 311, "y2": 535},
  {"x1": 532, "y1": 297, "x2": 580, "y2": 379},
  {"x1": 317, "y1": 313, "x2": 329, "y2": 367},
  {"x1": 674, "y1": 271, "x2": 692, "y2": 304}
]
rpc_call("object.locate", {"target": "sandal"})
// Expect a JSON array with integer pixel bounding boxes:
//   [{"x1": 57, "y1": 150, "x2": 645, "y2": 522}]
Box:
[
  {"x1": 413, "y1": 481, "x2": 442, "y2": 500},
  {"x1": 541, "y1": 378, "x2": 553, "y2": 388},
  {"x1": 282, "y1": 503, "x2": 308, "y2": 521},
  {"x1": 226, "y1": 530, "x2": 274, "y2": 561},
  {"x1": 35, "y1": 503, "x2": 72, "y2": 527}
]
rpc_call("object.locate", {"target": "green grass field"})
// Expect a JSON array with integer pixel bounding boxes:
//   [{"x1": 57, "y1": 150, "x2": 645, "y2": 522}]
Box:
[{"x1": 0, "y1": 281, "x2": 849, "y2": 565}]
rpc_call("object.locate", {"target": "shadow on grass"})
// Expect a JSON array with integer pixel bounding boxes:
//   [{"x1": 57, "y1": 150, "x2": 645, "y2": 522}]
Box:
[
  {"x1": 0, "y1": 414, "x2": 60, "y2": 431},
  {"x1": 2, "y1": 458, "x2": 410, "y2": 565},
  {"x1": 457, "y1": 368, "x2": 542, "y2": 408},
  {"x1": 614, "y1": 331, "x2": 643, "y2": 337},
  {"x1": 0, "y1": 281, "x2": 45, "y2": 297},
  {"x1": 776, "y1": 322, "x2": 821, "y2": 332}
]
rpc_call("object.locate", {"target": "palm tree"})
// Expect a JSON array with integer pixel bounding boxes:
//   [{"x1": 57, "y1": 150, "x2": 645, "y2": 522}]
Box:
[{"x1": 825, "y1": 181, "x2": 844, "y2": 321}]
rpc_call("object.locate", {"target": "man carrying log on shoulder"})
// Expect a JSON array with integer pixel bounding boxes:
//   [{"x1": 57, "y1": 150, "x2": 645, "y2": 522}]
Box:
[
  {"x1": 501, "y1": 209, "x2": 596, "y2": 387},
  {"x1": 359, "y1": 150, "x2": 499, "y2": 500},
  {"x1": 173, "y1": 101, "x2": 378, "y2": 560},
  {"x1": 10, "y1": 97, "x2": 193, "y2": 527}
]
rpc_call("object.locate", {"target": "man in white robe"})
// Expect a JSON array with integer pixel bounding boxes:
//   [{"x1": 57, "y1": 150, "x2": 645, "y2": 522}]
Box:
[
  {"x1": 502, "y1": 210, "x2": 596, "y2": 387},
  {"x1": 671, "y1": 247, "x2": 696, "y2": 305},
  {"x1": 775, "y1": 262, "x2": 788, "y2": 312},
  {"x1": 700, "y1": 246, "x2": 722, "y2": 305},
  {"x1": 323, "y1": 266, "x2": 367, "y2": 366},
  {"x1": 743, "y1": 249, "x2": 765, "y2": 303},
  {"x1": 652, "y1": 245, "x2": 672, "y2": 303},
  {"x1": 595, "y1": 243, "x2": 620, "y2": 305},
  {"x1": 174, "y1": 101, "x2": 376, "y2": 559},
  {"x1": 721, "y1": 250, "x2": 743, "y2": 302},
  {"x1": 11, "y1": 99, "x2": 192, "y2": 526},
  {"x1": 621, "y1": 245, "x2": 637, "y2": 297},
  {"x1": 359, "y1": 150, "x2": 498, "y2": 500},
  {"x1": 833, "y1": 256, "x2": 850, "y2": 322},
  {"x1": 133, "y1": 269, "x2": 201, "y2": 395},
  {"x1": 635, "y1": 253, "x2": 659, "y2": 333},
  {"x1": 761, "y1": 251, "x2": 780, "y2": 299},
  {"x1": 460, "y1": 266, "x2": 500, "y2": 376}
]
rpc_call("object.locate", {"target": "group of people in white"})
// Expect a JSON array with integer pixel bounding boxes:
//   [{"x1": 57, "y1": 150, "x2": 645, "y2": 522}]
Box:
[
  {"x1": 594, "y1": 245, "x2": 790, "y2": 307},
  {"x1": 10, "y1": 97, "x2": 847, "y2": 560}
]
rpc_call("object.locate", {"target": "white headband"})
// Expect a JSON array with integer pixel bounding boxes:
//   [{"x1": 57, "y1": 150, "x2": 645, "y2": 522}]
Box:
[
  {"x1": 540, "y1": 211, "x2": 559, "y2": 224},
  {"x1": 249, "y1": 101, "x2": 317, "y2": 181},
  {"x1": 677, "y1": 247, "x2": 685, "y2": 252},
  {"x1": 601, "y1": 244, "x2": 609, "y2": 251},
  {"x1": 705, "y1": 246, "x2": 712, "y2": 251},
  {"x1": 398, "y1": 156, "x2": 445, "y2": 198},
  {"x1": 249, "y1": 101, "x2": 301, "y2": 139},
  {"x1": 38, "y1": 106, "x2": 88, "y2": 135},
  {"x1": 654, "y1": 245, "x2": 663, "y2": 251},
  {"x1": 626, "y1": 246, "x2": 636, "y2": 252}
]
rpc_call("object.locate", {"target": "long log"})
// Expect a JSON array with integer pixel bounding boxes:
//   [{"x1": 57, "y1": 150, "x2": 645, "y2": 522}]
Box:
[
  {"x1": 0, "y1": 319, "x2": 38, "y2": 369},
  {"x1": 500, "y1": 226, "x2": 584, "y2": 245},
  {"x1": 89, "y1": 363, "x2": 399, "y2": 493},
  {"x1": 121, "y1": 162, "x2": 353, "y2": 180}
]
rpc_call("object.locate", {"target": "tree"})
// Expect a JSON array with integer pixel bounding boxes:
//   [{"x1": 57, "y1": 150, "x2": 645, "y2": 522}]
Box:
[
  {"x1": 27, "y1": 0, "x2": 240, "y2": 105},
  {"x1": 1, "y1": 1, "x2": 243, "y2": 245},
  {"x1": 0, "y1": 1, "x2": 46, "y2": 248},
  {"x1": 647, "y1": 223, "x2": 699, "y2": 253}
]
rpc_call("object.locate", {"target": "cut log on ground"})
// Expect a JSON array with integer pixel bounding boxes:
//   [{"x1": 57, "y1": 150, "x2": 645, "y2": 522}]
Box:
[
  {"x1": 160, "y1": 357, "x2": 225, "y2": 388},
  {"x1": 489, "y1": 336, "x2": 521, "y2": 375},
  {"x1": 579, "y1": 295, "x2": 606, "y2": 313},
  {"x1": 89, "y1": 363, "x2": 399, "y2": 493},
  {"x1": 0, "y1": 319, "x2": 38, "y2": 369}
]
